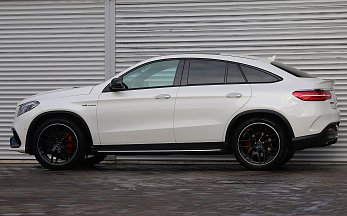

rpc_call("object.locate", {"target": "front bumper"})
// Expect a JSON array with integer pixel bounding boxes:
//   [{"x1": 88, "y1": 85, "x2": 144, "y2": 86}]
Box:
[{"x1": 292, "y1": 122, "x2": 339, "y2": 150}]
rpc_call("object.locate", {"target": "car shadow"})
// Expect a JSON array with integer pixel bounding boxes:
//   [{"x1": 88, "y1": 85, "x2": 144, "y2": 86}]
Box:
[{"x1": 63, "y1": 162, "x2": 338, "y2": 173}]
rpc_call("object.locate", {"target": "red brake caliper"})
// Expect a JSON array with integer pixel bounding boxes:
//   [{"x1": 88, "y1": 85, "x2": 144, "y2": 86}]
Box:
[
  {"x1": 66, "y1": 132, "x2": 73, "y2": 154},
  {"x1": 246, "y1": 142, "x2": 252, "y2": 155}
]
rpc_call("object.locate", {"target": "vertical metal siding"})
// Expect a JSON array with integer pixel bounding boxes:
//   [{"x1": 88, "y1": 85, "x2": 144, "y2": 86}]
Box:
[
  {"x1": 0, "y1": 0, "x2": 105, "y2": 159},
  {"x1": 116, "y1": 0, "x2": 347, "y2": 161}
]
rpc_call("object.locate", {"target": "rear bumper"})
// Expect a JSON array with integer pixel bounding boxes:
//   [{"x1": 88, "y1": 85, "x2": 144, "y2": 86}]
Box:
[{"x1": 292, "y1": 122, "x2": 339, "y2": 150}]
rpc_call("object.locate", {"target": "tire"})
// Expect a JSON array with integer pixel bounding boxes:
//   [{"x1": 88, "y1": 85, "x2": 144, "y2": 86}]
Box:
[
  {"x1": 79, "y1": 154, "x2": 107, "y2": 167},
  {"x1": 231, "y1": 118, "x2": 288, "y2": 171},
  {"x1": 33, "y1": 118, "x2": 87, "y2": 170},
  {"x1": 280, "y1": 147, "x2": 295, "y2": 166}
]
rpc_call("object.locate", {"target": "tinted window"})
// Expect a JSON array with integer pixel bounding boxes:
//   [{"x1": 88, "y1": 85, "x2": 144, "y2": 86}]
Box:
[
  {"x1": 122, "y1": 60, "x2": 179, "y2": 89},
  {"x1": 271, "y1": 61, "x2": 315, "y2": 78},
  {"x1": 240, "y1": 65, "x2": 279, "y2": 83},
  {"x1": 188, "y1": 59, "x2": 226, "y2": 85},
  {"x1": 227, "y1": 63, "x2": 246, "y2": 83}
]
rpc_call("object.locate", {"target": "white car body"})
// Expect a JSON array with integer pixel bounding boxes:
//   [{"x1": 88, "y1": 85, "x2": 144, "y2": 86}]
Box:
[{"x1": 10, "y1": 54, "x2": 340, "y2": 170}]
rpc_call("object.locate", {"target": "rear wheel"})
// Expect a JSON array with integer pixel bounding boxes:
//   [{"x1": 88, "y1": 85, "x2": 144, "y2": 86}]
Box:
[
  {"x1": 232, "y1": 118, "x2": 287, "y2": 170},
  {"x1": 33, "y1": 118, "x2": 87, "y2": 170}
]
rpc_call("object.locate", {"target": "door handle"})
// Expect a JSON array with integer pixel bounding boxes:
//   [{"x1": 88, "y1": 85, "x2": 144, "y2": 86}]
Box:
[
  {"x1": 226, "y1": 93, "x2": 242, "y2": 98},
  {"x1": 155, "y1": 94, "x2": 171, "y2": 99}
]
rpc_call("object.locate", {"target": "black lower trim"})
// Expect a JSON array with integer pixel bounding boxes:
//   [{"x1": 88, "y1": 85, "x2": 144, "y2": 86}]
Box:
[
  {"x1": 10, "y1": 129, "x2": 21, "y2": 148},
  {"x1": 292, "y1": 122, "x2": 339, "y2": 150},
  {"x1": 91, "y1": 142, "x2": 227, "y2": 155}
]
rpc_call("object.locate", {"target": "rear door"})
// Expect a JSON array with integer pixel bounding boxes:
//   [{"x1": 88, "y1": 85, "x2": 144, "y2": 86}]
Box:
[{"x1": 174, "y1": 59, "x2": 252, "y2": 143}]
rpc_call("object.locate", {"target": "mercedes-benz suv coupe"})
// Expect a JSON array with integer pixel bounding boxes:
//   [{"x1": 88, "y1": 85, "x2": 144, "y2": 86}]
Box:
[{"x1": 10, "y1": 54, "x2": 340, "y2": 170}]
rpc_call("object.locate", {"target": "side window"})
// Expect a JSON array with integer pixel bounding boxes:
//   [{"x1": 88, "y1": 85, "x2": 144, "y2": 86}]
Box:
[
  {"x1": 227, "y1": 63, "x2": 247, "y2": 83},
  {"x1": 188, "y1": 59, "x2": 226, "y2": 85},
  {"x1": 240, "y1": 65, "x2": 279, "y2": 83},
  {"x1": 122, "y1": 60, "x2": 179, "y2": 89}
]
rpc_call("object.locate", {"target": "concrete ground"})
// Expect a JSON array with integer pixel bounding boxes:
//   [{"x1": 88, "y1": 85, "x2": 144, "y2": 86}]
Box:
[{"x1": 0, "y1": 160, "x2": 347, "y2": 215}]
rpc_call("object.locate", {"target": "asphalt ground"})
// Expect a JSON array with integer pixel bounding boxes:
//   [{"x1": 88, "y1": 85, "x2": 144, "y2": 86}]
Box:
[{"x1": 1, "y1": 161, "x2": 347, "y2": 216}]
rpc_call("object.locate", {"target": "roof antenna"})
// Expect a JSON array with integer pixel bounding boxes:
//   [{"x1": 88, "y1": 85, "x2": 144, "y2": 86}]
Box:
[{"x1": 269, "y1": 55, "x2": 276, "y2": 61}]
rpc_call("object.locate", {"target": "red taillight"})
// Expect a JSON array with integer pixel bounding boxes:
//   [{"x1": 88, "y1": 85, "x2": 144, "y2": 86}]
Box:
[{"x1": 293, "y1": 90, "x2": 332, "y2": 101}]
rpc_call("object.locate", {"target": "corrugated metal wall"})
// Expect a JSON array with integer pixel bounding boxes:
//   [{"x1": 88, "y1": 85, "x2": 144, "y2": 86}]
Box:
[
  {"x1": 116, "y1": 0, "x2": 347, "y2": 161},
  {"x1": 0, "y1": 0, "x2": 105, "y2": 159},
  {"x1": 1, "y1": 0, "x2": 346, "y2": 161}
]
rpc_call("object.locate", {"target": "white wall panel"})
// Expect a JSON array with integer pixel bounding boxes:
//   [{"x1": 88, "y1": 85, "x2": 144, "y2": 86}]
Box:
[
  {"x1": 0, "y1": 0, "x2": 105, "y2": 159},
  {"x1": 116, "y1": 0, "x2": 347, "y2": 161}
]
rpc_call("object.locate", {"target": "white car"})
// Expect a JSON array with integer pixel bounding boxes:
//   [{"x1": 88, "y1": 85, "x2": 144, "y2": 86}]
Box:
[{"x1": 10, "y1": 54, "x2": 340, "y2": 170}]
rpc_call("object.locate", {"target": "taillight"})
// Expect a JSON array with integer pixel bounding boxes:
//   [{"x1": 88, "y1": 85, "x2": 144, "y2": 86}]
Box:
[{"x1": 293, "y1": 90, "x2": 332, "y2": 101}]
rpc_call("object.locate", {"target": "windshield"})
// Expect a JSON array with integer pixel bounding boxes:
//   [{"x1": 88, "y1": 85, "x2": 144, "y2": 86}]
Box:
[{"x1": 271, "y1": 61, "x2": 315, "y2": 78}]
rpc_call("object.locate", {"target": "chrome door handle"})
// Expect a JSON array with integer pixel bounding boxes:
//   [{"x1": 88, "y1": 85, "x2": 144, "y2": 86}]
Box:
[
  {"x1": 155, "y1": 94, "x2": 171, "y2": 99},
  {"x1": 226, "y1": 93, "x2": 242, "y2": 98}
]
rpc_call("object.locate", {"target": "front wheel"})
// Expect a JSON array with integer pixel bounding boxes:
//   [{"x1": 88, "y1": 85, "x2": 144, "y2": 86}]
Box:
[
  {"x1": 280, "y1": 147, "x2": 295, "y2": 166},
  {"x1": 33, "y1": 118, "x2": 87, "y2": 170},
  {"x1": 232, "y1": 118, "x2": 287, "y2": 170}
]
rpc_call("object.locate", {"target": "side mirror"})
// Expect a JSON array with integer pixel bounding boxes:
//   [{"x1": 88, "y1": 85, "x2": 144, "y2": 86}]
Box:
[{"x1": 109, "y1": 78, "x2": 126, "y2": 91}]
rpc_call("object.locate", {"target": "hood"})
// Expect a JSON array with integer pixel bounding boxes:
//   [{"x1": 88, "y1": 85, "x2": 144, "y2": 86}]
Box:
[{"x1": 20, "y1": 86, "x2": 94, "y2": 104}]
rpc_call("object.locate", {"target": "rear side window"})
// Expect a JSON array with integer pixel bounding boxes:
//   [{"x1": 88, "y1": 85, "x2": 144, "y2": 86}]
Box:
[
  {"x1": 271, "y1": 61, "x2": 315, "y2": 78},
  {"x1": 188, "y1": 59, "x2": 226, "y2": 85},
  {"x1": 227, "y1": 63, "x2": 247, "y2": 83},
  {"x1": 240, "y1": 65, "x2": 280, "y2": 83}
]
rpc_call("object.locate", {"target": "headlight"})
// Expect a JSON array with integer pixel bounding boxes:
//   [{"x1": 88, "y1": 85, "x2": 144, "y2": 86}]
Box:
[{"x1": 17, "y1": 101, "x2": 40, "y2": 117}]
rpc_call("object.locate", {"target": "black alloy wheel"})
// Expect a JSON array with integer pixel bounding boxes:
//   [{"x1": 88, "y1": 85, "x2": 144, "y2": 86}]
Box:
[
  {"x1": 33, "y1": 118, "x2": 87, "y2": 170},
  {"x1": 232, "y1": 118, "x2": 287, "y2": 170}
]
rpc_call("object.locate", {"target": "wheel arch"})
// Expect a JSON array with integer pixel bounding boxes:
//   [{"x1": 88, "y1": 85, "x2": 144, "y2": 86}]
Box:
[
  {"x1": 25, "y1": 111, "x2": 93, "y2": 155},
  {"x1": 225, "y1": 109, "x2": 294, "y2": 152}
]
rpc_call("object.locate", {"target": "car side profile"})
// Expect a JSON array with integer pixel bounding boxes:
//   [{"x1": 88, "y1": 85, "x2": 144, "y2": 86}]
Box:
[{"x1": 10, "y1": 54, "x2": 340, "y2": 170}]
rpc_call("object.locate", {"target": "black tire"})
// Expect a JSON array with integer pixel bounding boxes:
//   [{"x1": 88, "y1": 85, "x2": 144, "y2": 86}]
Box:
[
  {"x1": 280, "y1": 147, "x2": 295, "y2": 166},
  {"x1": 232, "y1": 118, "x2": 288, "y2": 171},
  {"x1": 33, "y1": 118, "x2": 87, "y2": 170},
  {"x1": 79, "y1": 154, "x2": 107, "y2": 167}
]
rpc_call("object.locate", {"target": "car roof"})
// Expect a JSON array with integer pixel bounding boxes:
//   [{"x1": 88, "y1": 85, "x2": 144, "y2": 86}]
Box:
[
  {"x1": 141, "y1": 53, "x2": 274, "y2": 63},
  {"x1": 118, "y1": 54, "x2": 276, "y2": 76}
]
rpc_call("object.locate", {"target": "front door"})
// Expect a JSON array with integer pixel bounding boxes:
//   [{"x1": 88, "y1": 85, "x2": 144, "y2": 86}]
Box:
[{"x1": 97, "y1": 59, "x2": 181, "y2": 145}]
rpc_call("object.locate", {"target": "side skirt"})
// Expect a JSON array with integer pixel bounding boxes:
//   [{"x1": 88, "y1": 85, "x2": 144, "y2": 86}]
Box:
[{"x1": 91, "y1": 142, "x2": 228, "y2": 155}]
